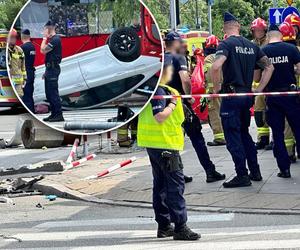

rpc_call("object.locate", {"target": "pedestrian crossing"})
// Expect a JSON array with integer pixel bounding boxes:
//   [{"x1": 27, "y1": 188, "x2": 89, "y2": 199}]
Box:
[{"x1": 2, "y1": 215, "x2": 300, "y2": 250}]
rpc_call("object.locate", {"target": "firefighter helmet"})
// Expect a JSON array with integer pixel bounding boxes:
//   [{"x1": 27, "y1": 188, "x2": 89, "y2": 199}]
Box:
[
  {"x1": 284, "y1": 14, "x2": 300, "y2": 31},
  {"x1": 205, "y1": 35, "x2": 220, "y2": 48},
  {"x1": 279, "y1": 22, "x2": 296, "y2": 41},
  {"x1": 251, "y1": 18, "x2": 267, "y2": 30}
]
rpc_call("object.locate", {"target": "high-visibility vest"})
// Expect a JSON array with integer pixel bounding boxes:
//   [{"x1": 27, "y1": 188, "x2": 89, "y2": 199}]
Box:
[{"x1": 137, "y1": 84, "x2": 185, "y2": 151}]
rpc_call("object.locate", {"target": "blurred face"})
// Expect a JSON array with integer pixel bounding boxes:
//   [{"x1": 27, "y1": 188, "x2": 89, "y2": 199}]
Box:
[
  {"x1": 9, "y1": 35, "x2": 17, "y2": 46},
  {"x1": 253, "y1": 28, "x2": 266, "y2": 39},
  {"x1": 172, "y1": 40, "x2": 182, "y2": 53},
  {"x1": 293, "y1": 25, "x2": 299, "y2": 35},
  {"x1": 162, "y1": 65, "x2": 174, "y2": 83}
]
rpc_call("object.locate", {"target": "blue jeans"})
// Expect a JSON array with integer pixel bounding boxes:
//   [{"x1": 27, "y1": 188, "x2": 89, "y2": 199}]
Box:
[
  {"x1": 220, "y1": 96, "x2": 259, "y2": 177},
  {"x1": 266, "y1": 96, "x2": 300, "y2": 171},
  {"x1": 147, "y1": 148, "x2": 187, "y2": 229}
]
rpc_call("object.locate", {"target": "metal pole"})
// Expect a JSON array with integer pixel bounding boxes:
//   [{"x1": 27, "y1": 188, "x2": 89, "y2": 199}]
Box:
[
  {"x1": 196, "y1": 0, "x2": 200, "y2": 29},
  {"x1": 273, "y1": 0, "x2": 278, "y2": 7},
  {"x1": 96, "y1": 1, "x2": 100, "y2": 33},
  {"x1": 208, "y1": 4, "x2": 212, "y2": 35},
  {"x1": 170, "y1": 0, "x2": 177, "y2": 31}
]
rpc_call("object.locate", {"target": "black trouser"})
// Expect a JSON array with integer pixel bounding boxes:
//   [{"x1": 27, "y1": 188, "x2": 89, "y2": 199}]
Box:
[
  {"x1": 147, "y1": 148, "x2": 187, "y2": 230},
  {"x1": 44, "y1": 66, "x2": 62, "y2": 117},
  {"x1": 183, "y1": 109, "x2": 215, "y2": 173},
  {"x1": 22, "y1": 69, "x2": 35, "y2": 113}
]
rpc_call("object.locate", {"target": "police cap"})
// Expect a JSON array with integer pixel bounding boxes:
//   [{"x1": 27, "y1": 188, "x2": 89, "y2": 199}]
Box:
[
  {"x1": 224, "y1": 12, "x2": 238, "y2": 23},
  {"x1": 164, "y1": 31, "x2": 182, "y2": 42},
  {"x1": 44, "y1": 20, "x2": 56, "y2": 27},
  {"x1": 21, "y1": 29, "x2": 30, "y2": 36}
]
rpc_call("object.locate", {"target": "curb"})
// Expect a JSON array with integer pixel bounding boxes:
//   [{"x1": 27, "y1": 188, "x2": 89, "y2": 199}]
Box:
[{"x1": 32, "y1": 180, "x2": 300, "y2": 216}]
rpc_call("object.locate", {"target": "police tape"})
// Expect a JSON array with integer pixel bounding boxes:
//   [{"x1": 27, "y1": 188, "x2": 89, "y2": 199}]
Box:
[
  {"x1": 84, "y1": 157, "x2": 137, "y2": 180},
  {"x1": 66, "y1": 138, "x2": 80, "y2": 164},
  {"x1": 64, "y1": 153, "x2": 97, "y2": 171},
  {"x1": 152, "y1": 91, "x2": 300, "y2": 100}
]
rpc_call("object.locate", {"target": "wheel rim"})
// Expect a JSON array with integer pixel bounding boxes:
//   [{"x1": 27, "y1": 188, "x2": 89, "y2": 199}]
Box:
[{"x1": 113, "y1": 32, "x2": 136, "y2": 52}]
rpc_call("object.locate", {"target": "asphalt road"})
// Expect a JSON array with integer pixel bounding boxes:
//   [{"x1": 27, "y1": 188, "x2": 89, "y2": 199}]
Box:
[{"x1": 1, "y1": 196, "x2": 300, "y2": 249}]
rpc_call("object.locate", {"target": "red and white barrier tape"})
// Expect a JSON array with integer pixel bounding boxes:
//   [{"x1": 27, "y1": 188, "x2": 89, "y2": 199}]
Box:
[
  {"x1": 65, "y1": 154, "x2": 96, "y2": 171},
  {"x1": 66, "y1": 138, "x2": 79, "y2": 164},
  {"x1": 84, "y1": 157, "x2": 137, "y2": 180},
  {"x1": 152, "y1": 91, "x2": 300, "y2": 100}
]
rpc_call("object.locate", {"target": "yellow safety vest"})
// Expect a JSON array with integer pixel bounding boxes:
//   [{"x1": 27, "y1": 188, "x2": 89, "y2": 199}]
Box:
[
  {"x1": 8, "y1": 45, "x2": 26, "y2": 85},
  {"x1": 138, "y1": 84, "x2": 185, "y2": 151}
]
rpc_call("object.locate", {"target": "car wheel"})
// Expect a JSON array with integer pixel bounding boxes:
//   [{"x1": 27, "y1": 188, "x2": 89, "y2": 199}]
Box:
[{"x1": 108, "y1": 27, "x2": 141, "y2": 62}]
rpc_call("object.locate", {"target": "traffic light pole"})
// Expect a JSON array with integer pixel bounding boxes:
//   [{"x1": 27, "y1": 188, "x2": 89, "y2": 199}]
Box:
[
  {"x1": 170, "y1": 0, "x2": 177, "y2": 31},
  {"x1": 208, "y1": 3, "x2": 212, "y2": 34}
]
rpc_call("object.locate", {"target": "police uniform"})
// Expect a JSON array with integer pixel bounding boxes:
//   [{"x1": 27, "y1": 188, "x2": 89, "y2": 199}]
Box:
[
  {"x1": 8, "y1": 45, "x2": 26, "y2": 97},
  {"x1": 21, "y1": 29, "x2": 36, "y2": 113},
  {"x1": 252, "y1": 36, "x2": 271, "y2": 149},
  {"x1": 216, "y1": 13, "x2": 264, "y2": 188},
  {"x1": 204, "y1": 53, "x2": 226, "y2": 145},
  {"x1": 43, "y1": 21, "x2": 63, "y2": 121},
  {"x1": 138, "y1": 79, "x2": 200, "y2": 240},
  {"x1": 262, "y1": 37, "x2": 300, "y2": 178}
]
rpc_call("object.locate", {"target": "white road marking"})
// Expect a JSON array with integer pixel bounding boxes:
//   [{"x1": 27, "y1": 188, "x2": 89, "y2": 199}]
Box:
[{"x1": 35, "y1": 214, "x2": 234, "y2": 229}]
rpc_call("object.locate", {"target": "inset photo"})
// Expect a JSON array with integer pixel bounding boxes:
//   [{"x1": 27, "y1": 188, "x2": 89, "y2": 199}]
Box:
[{"x1": 7, "y1": 0, "x2": 162, "y2": 134}]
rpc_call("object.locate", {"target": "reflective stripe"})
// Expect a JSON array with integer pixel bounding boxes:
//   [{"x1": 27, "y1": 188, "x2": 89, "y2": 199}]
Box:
[
  {"x1": 214, "y1": 133, "x2": 225, "y2": 140},
  {"x1": 285, "y1": 138, "x2": 295, "y2": 147},
  {"x1": 117, "y1": 129, "x2": 128, "y2": 135},
  {"x1": 257, "y1": 127, "x2": 270, "y2": 136}
]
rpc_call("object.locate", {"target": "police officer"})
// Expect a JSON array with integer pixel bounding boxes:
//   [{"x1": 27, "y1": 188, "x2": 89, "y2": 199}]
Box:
[
  {"x1": 211, "y1": 12, "x2": 274, "y2": 188},
  {"x1": 41, "y1": 20, "x2": 64, "y2": 122},
  {"x1": 164, "y1": 31, "x2": 226, "y2": 183},
  {"x1": 21, "y1": 29, "x2": 36, "y2": 113},
  {"x1": 203, "y1": 35, "x2": 226, "y2": 146},
  {"x1": 8, "y1": 29, "x2": 26, "y2": 97},
  {"x1": 279, "y1": 22, "x2": 299, "y2": 163},
  {"x1": 261, "y1": 24, "x2": 300, "y2": 178},
  {"x1": 137, "y1": 56, "x2": 200, "y2": 241},
  {"x1": 251, "y1": 18, "x2": 271, "y2": 150}
]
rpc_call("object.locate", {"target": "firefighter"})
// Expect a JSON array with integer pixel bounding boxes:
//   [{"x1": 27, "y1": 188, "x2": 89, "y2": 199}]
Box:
[
  {"x1": 279, "y1": 21, "x2": 300, "y2": 162},
  {"x1": 137, "y1": 56, "x2": 200, "y2": 241},
  {"x1": 211, "y1": 12, "x2": 274, "y2": 188},
  {"x1": 41, "y1": 20, "x2": 64, "y2": 122},
  {"x1": 117, "y1": 117, "x2": 138, "y2": 147},
  {"x1": 8, "y1": 29, "x2": 26, "y2": 97},
  {"x1": 284, "y1": 14, "x2": 300, "y2": 46},
  {"x1": 203, "y1": 35, "x2": 226, "y2": 146},
  {"x1": 21, "y1": 29, "x2": 36, "y2": 113},
  {"x1": 261, "y1": 24, "x2": 300, "y2": 178},
  {"x1": 164, "y1": 31, "x2": 225, "y2": 183},
  {"x1": 251, "y1": 18, "x2": 271, "y2": 150}
]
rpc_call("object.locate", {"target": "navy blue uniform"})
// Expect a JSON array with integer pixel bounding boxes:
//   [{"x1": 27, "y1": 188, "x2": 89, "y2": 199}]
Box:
[
  {"x1": 262, "y1": 42, "x2": 300, "y2": 171},
  {"x1": 45, "y1": 35, "x2": 62, "y2": 117},
  {"x1": 21, "y1": 41, "x2": 36, "y2": 113},
  {"x1": 216, "y1": 36, "x2": 265, "y2": 177},
  {"x1": 147, "y1": 86, "x2": 187, "y2": 230},
  {"x1": 165, "y1": 52, "x2": 216, "y2": 174}
]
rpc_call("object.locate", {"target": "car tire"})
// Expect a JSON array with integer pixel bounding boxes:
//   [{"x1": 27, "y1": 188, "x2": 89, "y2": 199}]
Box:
[{"x1": 108, "y1": 27, "x2": 141, "y2": 62}]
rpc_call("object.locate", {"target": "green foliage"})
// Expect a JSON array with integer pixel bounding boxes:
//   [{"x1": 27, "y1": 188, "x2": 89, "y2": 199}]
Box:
[{"x1": 0, "y1": 0, "x2": 27, "y2": 30}]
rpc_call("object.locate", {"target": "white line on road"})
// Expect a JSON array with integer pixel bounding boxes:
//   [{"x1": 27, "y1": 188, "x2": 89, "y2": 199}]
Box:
[{"x1": 34, "y1": 214, "x2": 235, "y2": 229}]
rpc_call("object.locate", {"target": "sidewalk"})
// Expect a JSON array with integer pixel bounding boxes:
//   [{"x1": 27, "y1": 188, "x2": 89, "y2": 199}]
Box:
[{"x1": 32, "y1": 121, "x2": 300, "y2": 214}]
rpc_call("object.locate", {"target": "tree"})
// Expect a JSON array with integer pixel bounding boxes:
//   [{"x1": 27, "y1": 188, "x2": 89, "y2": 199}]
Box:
[{"x1": 0, "y1": 0, "x2": 27, "y2": 30}]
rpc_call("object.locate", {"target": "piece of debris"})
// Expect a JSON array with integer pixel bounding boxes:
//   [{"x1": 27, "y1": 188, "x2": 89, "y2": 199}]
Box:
[
  {"x1": 0, "y1": 196, "x2": 14, "y2": 204},
  {"x1": 36, "y1": 203, "x2": 44, "y2": 209},
  {"x1": 46, "y1": 195, "x2": 57, "y2": 201},
  {"x1": 0, "y1": 139, "x2": 6, "y2": 149},
  {"x1": 42, "y1": 146, "x2": 48, "y2": 150}
]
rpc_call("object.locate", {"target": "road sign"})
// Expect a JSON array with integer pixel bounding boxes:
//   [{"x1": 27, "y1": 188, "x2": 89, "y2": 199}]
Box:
[
  {"x1": 269, "y1": 8, "x2": 284, "y2": 25},
  {"x1": 282, "y1": 6, "x2": 300, "y2": 22}
]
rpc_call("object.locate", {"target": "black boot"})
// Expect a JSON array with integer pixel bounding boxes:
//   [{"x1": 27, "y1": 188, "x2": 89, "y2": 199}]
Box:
[
  {"x1": 157, "y1": 224, "x2": 174, "y2": 238},
  {"x1": 256, "y1": 136, "x2": 269, "y2": 150},
  {"x1": 206, "y1": 170, "x2": 226, "y2": 183},
  {"x1": 173, "y1": 225, "x2": 201, "y2": 241},
  {"x1": 264, "y1": 141, "x2": 274, "y2": 151},
  {"x1": 207, "y1": 139, "x2": 226, "y2": 147},
  {"x1": 223, "y1": 175, "x2": 252, "y2": 188},
  {"x1": 290, "y1": 155, "x2": 297, "y2": 164},
  {"x1": 43, "y1": 115, "x2": 53, "y2": 122},
  {"x1": 249, "y1": 170, "x2": 263, "y2": 182},
  {"x1": 277, "y1": 169, "x2": 291, "y2": 178},
  {"x1": 48, "y1": 113, "x2": 65, "y2": 122},
  {"x1": 184, "y1": 175, "x2": 193, "y2": 183}
]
